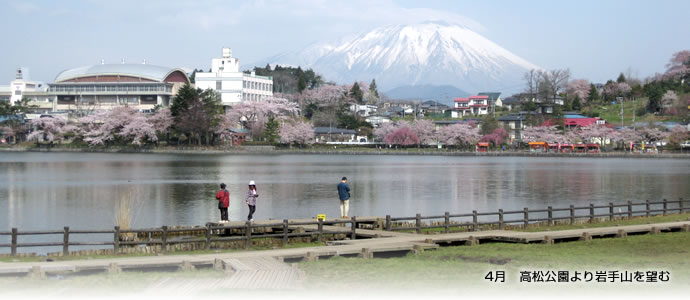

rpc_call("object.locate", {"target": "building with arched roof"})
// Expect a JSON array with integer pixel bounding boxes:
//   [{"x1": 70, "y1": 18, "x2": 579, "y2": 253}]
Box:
[{"x1": 47, "y1": 63, "x2": 189, "y2": 112}]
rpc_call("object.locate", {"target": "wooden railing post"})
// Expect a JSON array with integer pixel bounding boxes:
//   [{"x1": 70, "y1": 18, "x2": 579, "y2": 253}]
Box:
[
  {"x1": 11, "y1": 228, "x2": 17, "y2": 256},
  {"x1": 569, "y1": 205, "x2": 575, "y2": 224},
  {"x1": 385, "y1": 215, "x2": 391, "y2": 231},
  {"x1": 351, "y1": 217, "x2": 357, "y2": 240},
  {"x1": 472, "y1": 210, "x2": 478, "y2": 232},
  {"x1": 608, "y1": 203, "x2": 614, "y2": 221},
  {"x1": 662, "y1": 198, "x2": 668, "y2": 215},
  {"x1": 415, "y1": 214, "x2": 422, "y2": 234},
  {"x1": 680, "y1": 198, "x2": 684, "y2": 213},
  {"x1": 498, "y1": 209, "x2": 504, "y2": 230},
  {"x1": 245, "y1": 221, "x2": 252, "y2": 250},
  {"x1": 161, "y1": 225, "x2": 168, "y2": 253},
  {"x1": 589, "y1": 203, "x2": 595, "y2": 223},
  {"x1": 627, "y1": 201, "x2": 633, "y2": 219},
  {"x1": 444, "y1": 212, "x2": 450, "y2": 233},
  {"x1": 523, "y1": 208, "x2": 529, "y2": 228},
  {"x1": 63, "y1": 226, "x2": 70, "y2": 256},
  {"x1": 205, "y1": 223, "x2": 212, "y2": 250},
  {"x1": 317, "y1": 219, "x2": 323, "y2": 242},
  {"x1": 113, "y1": 226, "x2": 120, "y2": 254},
  {"x1": 282, "y1": 219, "x2": 289, "y2": 247},
  {"x1": 645, "y1": 200, "x2": 650, "y2": 217},
  {"x1": 547, "y1": 206, "x2": 553, "y2": 226}
]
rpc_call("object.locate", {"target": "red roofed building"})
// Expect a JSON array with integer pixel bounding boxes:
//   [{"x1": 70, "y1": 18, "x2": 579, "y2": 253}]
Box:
[
  {"x1": 452, "y1": 95, "x2": 490, "y2": 117},
  {"x1": 469, "y1": 95, "x2": 489, "y2": 116},
  {"x1": 452, "y1": 97, "x2": 470, "y2": 118},
  {"x1": 541, "y1": 114, "x2": 607, "y2": 128}
]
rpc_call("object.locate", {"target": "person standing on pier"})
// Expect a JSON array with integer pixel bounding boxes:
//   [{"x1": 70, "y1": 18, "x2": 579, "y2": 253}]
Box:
[
  {"x1": 337, "y1": 177, "x2": 351, "y2": 218},
  {"x1": 246, "y1": 180, "x2": 258, "y2": 221},
  {"x1": 216, "y1": 183, "x2": 230, "y2": 223}
]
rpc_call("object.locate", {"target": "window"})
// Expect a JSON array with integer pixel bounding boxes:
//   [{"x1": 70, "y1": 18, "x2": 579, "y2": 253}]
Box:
[
  {"x1": 14, "y1": 90, "x2": 21, "y2": 95},
  {"x1": 216, "y1": 80, "x2": 222, "y2": 90}
]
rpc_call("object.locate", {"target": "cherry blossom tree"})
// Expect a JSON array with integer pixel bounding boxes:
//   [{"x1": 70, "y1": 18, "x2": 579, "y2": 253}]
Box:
[
  {"x1": 301, "y1": 85, "x2": 347, "y2": 107},
  {"x1": 480, "y1": 128, "x2": 509, "y2": 147},
  {"x1": 574, "y1": 124, "x2": 616, "y2": 145},
  {"x1": 26, "y1": 116, "x2": 77, "y2": 144},
  {"x1": 373, "y1": 122, "x2": 398, "y2": 142},
  {"x1": 227, "y1": 96, "x2": 299, "y2": 136},
  {"x1": 438, "y1": 123, "x2": 481, "y2": 148},
  {"x1": 668, "y1": 125, "x2": 689, "y2": 145},
  {"x1": 78, "y1": 107, "x2": 160, "y2": 146},
  {"x1": 640, "y1": 127, "x2": 670, "y2": 143},
  {"x1": 664, "y1": 50, "x2": 690, "y2": 81},
  {"x1": 615, "y1": 128, "x2": 641, "y2": 147},
  {"x1": 0, "y1": 126, "x2": 16, "y2": 143},
  {"x1": 279, "y1": 119, "x2": 315, "y2": 145},
  {"x1": 148, "y1": 108, "x2": 173, "y2": 136},
  {"x1": 120, "y1": 114, "x2": 158, "y2": 146},
  {"x1": 567, "y1": 79, "x2": 590, "y2": 101},
  {"x1": 410, "y1": 119, "x2": 436, "y2": 145},
  {"x1": 520, "y1": 126, "x2": 568, "y2": 143},
  {"x1": 384, "y1": 126, "x2": 419, "y2": 146},
  {"x1": 661, "y1": 90, "x2": 679, "y2": 114}
]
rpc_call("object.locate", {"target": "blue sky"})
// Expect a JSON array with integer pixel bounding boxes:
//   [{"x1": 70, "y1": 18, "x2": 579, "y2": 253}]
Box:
[{"x1": 1, "y1": 0, "x2": 688, "y2": 86}]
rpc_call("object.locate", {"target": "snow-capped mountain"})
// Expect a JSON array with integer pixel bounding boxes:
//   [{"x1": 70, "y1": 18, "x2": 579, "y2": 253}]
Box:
[{"x1": 256, "y1": 21, "x2": 539, "y2": 97}]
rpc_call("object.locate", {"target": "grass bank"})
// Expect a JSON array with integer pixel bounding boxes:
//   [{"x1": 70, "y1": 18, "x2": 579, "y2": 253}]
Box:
[{"x1": 299, "y1": 231, "x2": 690, "y2": 290}]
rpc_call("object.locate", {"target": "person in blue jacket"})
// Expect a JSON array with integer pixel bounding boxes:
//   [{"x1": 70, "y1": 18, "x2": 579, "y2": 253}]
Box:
[{"x1": 337, "y1": 177, "x2": 351, "y2": 218}]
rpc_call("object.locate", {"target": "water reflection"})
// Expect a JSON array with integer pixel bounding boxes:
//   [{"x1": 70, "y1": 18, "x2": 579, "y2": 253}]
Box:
[{"x1": 1, "y1": 153, "x2": 688, "y2": 232}]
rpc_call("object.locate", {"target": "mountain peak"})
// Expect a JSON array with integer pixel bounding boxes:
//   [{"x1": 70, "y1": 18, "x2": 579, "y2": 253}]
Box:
[{"x1": 257, "y1": 21, "x2": 539, "y2": 95}]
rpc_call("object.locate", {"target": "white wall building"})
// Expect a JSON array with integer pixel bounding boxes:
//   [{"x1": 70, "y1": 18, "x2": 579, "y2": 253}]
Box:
[
  {"x1": 0, "y1": 68, "x2": 54, "y2": 113},
  {"x1": 195, "y1": 48, "x2": 273, "y2": 106}
]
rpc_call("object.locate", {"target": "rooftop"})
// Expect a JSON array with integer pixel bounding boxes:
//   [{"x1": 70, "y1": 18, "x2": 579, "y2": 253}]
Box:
[
  {"x1": 54, "y1": 64, "x2": 189, "y2": 83},
  {"x1": 314, "y1": 127, "x2": 356, "y2": 135}
]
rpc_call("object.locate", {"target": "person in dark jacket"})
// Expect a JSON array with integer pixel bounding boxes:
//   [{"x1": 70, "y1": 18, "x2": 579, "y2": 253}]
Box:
[
  {"x1": 337, "y1": 177, "x2": 351, "y2": 218},
  {"x1": 215, "y1": 183, "x2": 230, "y2": 222},
  {"x1": 245, "y1": 180, "x2": 258, "y2": 221}
]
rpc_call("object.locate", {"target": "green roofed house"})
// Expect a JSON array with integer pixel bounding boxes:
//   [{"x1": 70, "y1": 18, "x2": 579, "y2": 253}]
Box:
[{"x1": 477, "y1": 92, "x2": 502, "y2": 113}]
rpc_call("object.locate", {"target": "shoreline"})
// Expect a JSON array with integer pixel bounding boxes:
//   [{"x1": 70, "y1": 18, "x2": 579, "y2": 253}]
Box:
[{"x1": 2, "y1": 146, "x2": 690, "y2": 159}]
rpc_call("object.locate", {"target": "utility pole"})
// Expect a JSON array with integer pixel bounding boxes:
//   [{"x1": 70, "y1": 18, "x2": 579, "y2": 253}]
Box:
[{"x1": 617, "y1": 97, "x2": 624, "y2": 127}]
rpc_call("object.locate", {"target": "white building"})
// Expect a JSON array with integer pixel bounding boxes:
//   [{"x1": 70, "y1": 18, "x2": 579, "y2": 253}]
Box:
[
  {"x1": 195, "y1": 48, "x2": 273, "y2": 106},
  {"x1": 1, "y1": 63, "x2": 190, "y2": 114},
  {"x1": 0, "y1": 68, "x2": 53, "y2": 113},
  {"x1": 349, "y1": 104, "x2": 378, "y2": 117}
]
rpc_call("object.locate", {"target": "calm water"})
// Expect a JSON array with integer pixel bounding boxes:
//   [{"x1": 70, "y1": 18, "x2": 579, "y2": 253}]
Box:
[{"x1": 1, "y1": 152, "x2": 689, "y2": 253}]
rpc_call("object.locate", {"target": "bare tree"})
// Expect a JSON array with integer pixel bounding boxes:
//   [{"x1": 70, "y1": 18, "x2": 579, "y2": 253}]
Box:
[
  {"x1": 539, "y1": 69, "x2": 570, "y2": 103},
  {"x1": 523, "y1": 69, "x2": 540, "y2": 96}
]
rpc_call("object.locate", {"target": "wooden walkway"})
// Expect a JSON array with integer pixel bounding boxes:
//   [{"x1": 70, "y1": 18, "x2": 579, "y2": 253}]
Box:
[{"x1": 1, "y1": 220, "x2": 688, "y2": 291}]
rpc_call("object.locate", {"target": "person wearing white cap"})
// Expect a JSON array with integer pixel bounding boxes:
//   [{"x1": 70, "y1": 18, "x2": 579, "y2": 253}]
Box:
[{"x1": 246, "y1": 180, "x2": 258, "y2": 221}]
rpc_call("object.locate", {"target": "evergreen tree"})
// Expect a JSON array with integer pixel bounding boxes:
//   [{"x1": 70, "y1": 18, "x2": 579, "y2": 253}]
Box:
[
  {"x1": 263, "y1": 117, "x2": 280, "y2": 144},
  {"x1": 646, "y1": 86, "x2": 662, "y2": 113},
  {"x1": 617, "y1": 73, "x2": 626, "y2": 83},
  {"x1": 369, "y1": 79, "x2": 379, "y2": 98},
  {"x1": 170, "y1": 83, "x2": 196, "y2": 117},
  {"x1": 297, "y1": 67, "x2": 307, "y2": 93},
  {"x1": 587, "y1": 84, "x2": 599, "y2": 103},
  {"x1": 572, "y1": 95, "x2": 582, "y2": 111},
  {"x1": 349, "y1": 82, "x2": 363, "y2": 103},
  {"x1": 562, "y1": 99, "x2": 572, "y2": 112},
  {"x1": 480, "y1": 116, "x2": 499, "y2": 135}
]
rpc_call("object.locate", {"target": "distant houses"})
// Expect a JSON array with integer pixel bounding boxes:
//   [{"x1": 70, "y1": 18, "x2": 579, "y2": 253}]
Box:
[{"x1": 451, "y1": 92, "x2": 502, "y2": 118}]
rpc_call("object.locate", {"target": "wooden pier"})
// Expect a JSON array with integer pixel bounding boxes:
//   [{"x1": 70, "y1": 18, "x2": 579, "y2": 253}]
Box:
[{"x1": 0, "y1": 220, "x2": 688, "y2": 290}]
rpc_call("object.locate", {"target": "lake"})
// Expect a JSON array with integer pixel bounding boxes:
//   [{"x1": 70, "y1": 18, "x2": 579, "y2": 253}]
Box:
[{"x1": 1, "y1": 152, "x2": 688, "y2": 253}]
